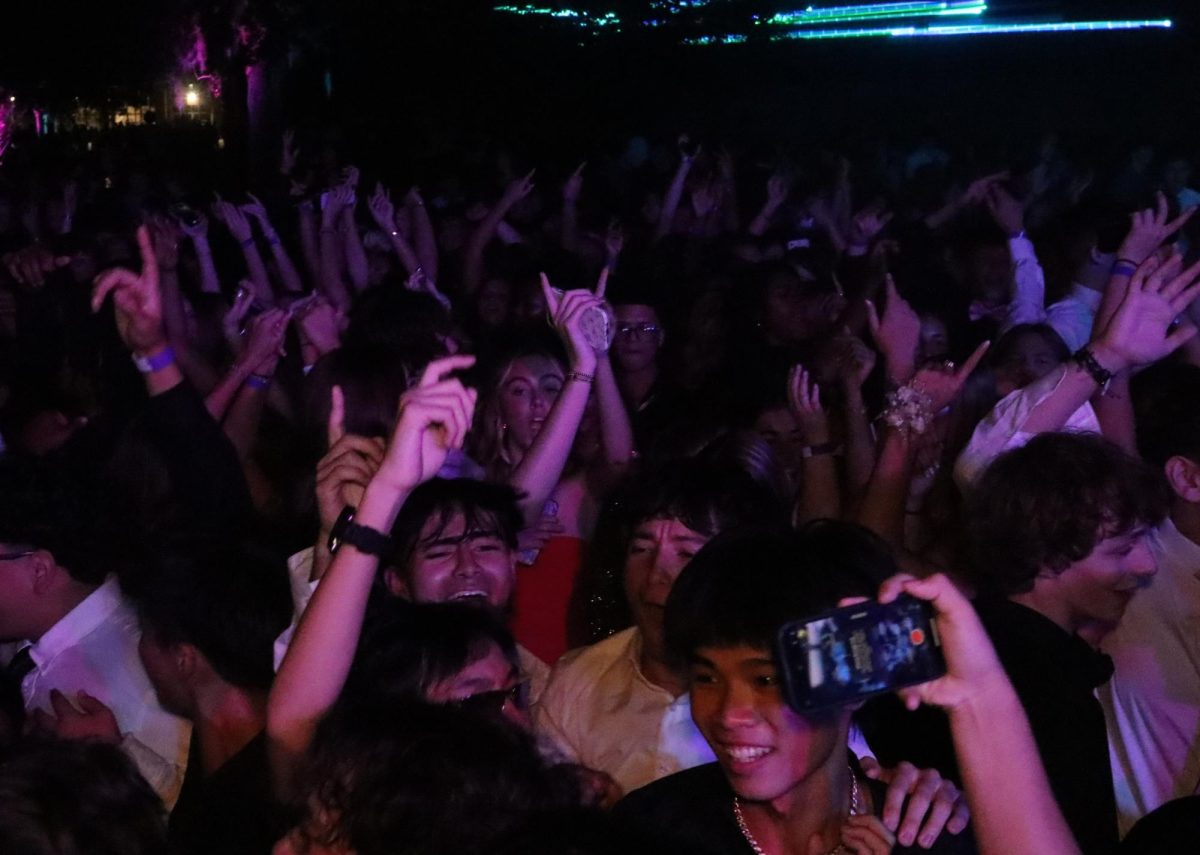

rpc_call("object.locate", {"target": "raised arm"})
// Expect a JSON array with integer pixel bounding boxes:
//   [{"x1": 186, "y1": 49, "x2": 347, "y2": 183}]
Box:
[
  {"x1": 882, "y1": 573, "x2": 1081, "y2": 855},
  {"x1": 653, "y1": 141, "x2": 695, "y2": 243},
  {"x1": 560, "y1": 162, "x2": 585, "y2": 254},
  {"x1": 789, "y1": 365, "x2": 841, "y2": 524},
  {"x1": 319, "y1": 185, "x2": 354, "y2": 310},
  {"x1": 338, "y1": 167, "x2": 369, "y2": 293},
  {"x1": 241, "y1": 193, "x2": 305, "y2": 295},
  {"x1": 748, "y1": 173, "x2": 791, "y2": 237},
  {"x1": 592, "y1": 349, "x2": 635, "y2": 472},
  {"x1": 213, "y1": 199, "x2": 275, "y2": 307},
  {"x1": 367, "y1": 183, "x2": 423, "y2": 276},
  {"x1": 267, "y1": 355, "x2": 478, "y2": 789},
  {"x1": 508, "y1": 271, "x2": 605, "y2": 525},
  {"x1": 463, "y1": 171, "x2": 535, "y2": 295},
  {"x1": 179, "y1": 211, "x2": 222, "y2": 295},
  {"x1": 406, "y1": 186, "x2": 439, "y2": 282}
]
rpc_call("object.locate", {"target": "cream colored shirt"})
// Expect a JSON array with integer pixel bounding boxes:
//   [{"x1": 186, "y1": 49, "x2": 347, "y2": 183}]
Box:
[
  {"x1": 1102, "y1": 518, "x2": 1200, "y2": 834},
  {"x1": 536, "y1": 627, "x2": 716, "y2": 795}
]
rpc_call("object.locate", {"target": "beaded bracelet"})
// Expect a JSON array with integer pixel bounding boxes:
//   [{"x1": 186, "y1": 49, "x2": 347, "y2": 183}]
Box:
[
  {"x1": 566, "y1": 370, "x2": 594, "y2": 384},
  {"x1": 879, "y1": 384, "x2": 935, "y2": 436}
]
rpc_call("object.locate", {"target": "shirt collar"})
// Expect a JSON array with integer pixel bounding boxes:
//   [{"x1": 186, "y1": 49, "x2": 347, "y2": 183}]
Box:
[
  {"x1": 30, "y1": 576, "x2": 125, "y2": 669},
  {"x1": 1155, "y1": 517, "x2": 1200, "y2": 583}
]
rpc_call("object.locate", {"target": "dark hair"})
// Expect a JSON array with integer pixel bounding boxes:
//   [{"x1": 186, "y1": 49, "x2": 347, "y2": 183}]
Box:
[
  {"x1": 345, "y1": 601, "x2": 519, "y2": 704},
  {"x1": 623, "y1": 457, "x2": 788, "y2": 539},
  {"x1": 966, "y1": 432, "x2": 1169, "y2": 596},
  {"x1": 388, "y1": 478, "x2": 522, "y2": 575},
  {"x1": 132, "y1": 538, "x2": 293, "y2": 690},
  {"x1": 665, "y1": 525, "x2": 888, "y2": 663},
  {"x1": 988, "y1": 323, "x2": 1070, "y2": 368},
  {"x1": 0, "y1": 459, "x2": 107, "y2": 585},
  {"x1": 1133, "y1": 361, "x2": 1200, "y2": 469},
  {"x1": 0, "y1": 739, "x2": 167, "y2": 855},
  {"x1": 300, "y1": 700, "x2": 578, "y2": 855}
]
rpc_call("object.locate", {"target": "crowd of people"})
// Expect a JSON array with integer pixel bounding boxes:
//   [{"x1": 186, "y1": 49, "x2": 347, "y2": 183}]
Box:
[{"x1": 0, "y1": 119, "x2": 1199, "y2": 854}]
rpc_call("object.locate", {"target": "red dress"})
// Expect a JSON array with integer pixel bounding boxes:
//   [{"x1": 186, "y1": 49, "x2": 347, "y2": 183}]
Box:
[{"x1": 512, "y1": 535, "x2": 584, "y2": 665}]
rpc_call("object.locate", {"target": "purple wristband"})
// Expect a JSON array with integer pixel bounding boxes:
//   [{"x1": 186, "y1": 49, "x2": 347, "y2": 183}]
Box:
[
  {"x1": 246, "y1": 373, "x2": 272, "y2": 391},
  {"x1": 132, "y1": 346, "x2": 175, "y2": 374},
  {"x1": 1112, "y1": 262, "x2": 1138, "y2": 278}
]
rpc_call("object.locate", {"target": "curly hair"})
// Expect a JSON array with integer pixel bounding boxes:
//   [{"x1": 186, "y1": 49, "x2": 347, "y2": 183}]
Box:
[{"x1": 966, "y1": 432, "x2": 1169, "y2": 596}]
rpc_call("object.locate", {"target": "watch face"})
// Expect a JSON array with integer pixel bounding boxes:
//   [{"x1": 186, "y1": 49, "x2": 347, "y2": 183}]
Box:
[{"x1": 328, "y1": 506, "x2": 357, "y2": 555}]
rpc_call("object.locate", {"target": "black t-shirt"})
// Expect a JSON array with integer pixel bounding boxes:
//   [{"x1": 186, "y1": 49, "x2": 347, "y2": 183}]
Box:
[
  {"x1": 859, "y1": 597, "x2": 1119, "y2": 855},
  {"x1": 169, "y1": 731, "x2": 289, "y2": 855},
  {"x1": 614, "y1": 762, "x2": 977, "y2": 855}
]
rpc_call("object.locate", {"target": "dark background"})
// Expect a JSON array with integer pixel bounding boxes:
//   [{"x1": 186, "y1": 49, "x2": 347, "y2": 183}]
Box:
[{"x1": 3, "y1": 1, "x2": 1199, "y2": 158}]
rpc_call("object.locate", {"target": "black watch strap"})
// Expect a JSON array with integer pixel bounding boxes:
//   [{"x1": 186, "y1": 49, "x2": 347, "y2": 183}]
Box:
[
  {"x1": 1072, "y1": 348, "x2": 1114, "y2": 393},
  {"x1": 328, "y1": 506, "x2": 393, "y2": 558}
]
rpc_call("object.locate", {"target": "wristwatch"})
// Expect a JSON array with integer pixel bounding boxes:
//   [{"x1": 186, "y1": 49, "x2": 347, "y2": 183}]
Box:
[{"x1": 327, "y1": 506, "x2": 393, "y2": 558}]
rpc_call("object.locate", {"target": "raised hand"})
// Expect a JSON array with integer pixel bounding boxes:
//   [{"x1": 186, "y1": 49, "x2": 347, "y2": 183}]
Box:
[
  {"x1": 222, "y1": 283, "x2": 256, "y2": 343},
  {"x1": 342, "y1": 165, "x2": 360, "y2": 191},
  {"x1": 281, "y1": 129, "x2": 299, "y2": 176},
  {"x1": 294, "y1": 295, "x2": 342, "y2": 363},
  {"x1": 850, "y1": 203, "x2": 894, "y2": 247},
  {"x1": 240, "y1": 192, "x2": 272, "y2": 225},
  {"x1": 830, "y1": 333, "x2": 877, "y2": 391},
  {"x1": 367, "y1": 182, "x2": 396, "y2": 231},
  {"x1": 373, "y1": 355, "x2": 478, "y2": 495},
  {"x1": 90, "y1": 225, "x2": 165, "y2": 355},
  {"x1": 908, "y1": 341, "x2": 990, "y2": 414},
  {"x1": 985, "y1": 183, "x2": 1025, "y2": 236},
  {"x1": 317, "y1": 386, "x2": 386, "y2": 534},
  {"x1": 213, "y1": 198, "x2": 254, "y2": 242},
  {"x1": 865, "y1": 275, "x2": 922, "y2": 385},
  {"x1": 1117, "y1": 191, "x2": 1196, "y2": 265},
  {"x1": 787, "y1": 364, "x2": 830, "y2": 445},
  {"x1": 766, "y1": 173, "x2": 792, "y2": 209},
  {"x1": 563, "y1": 162, "x2": 586, "y2": 203},
  {"x1": 963, "y1": 171, "x2": 1010, "y2": 206},
  {"x1": 540, "y1": 268, "x2": 609, "y2": 373},
  {"x1": 2, "y1": 244, "x2": 71, "y2": 289},
  {"x1": 147, "y1": 215, "x2": 181, "y2": 270},
  {"x1": 501, "y1": 170, "x2": 536, "y2": 208},
  {"x1": 1092, "y1": 253, "x2": 1200, "y2": 370},
  {"x1": 881, "y1": 573, "x2": 1009, "y2": 712},
  {"x1": 178, "y1": 209, "x2": 210, "y2": 241},
  {"x1": 239, "y1": 308, "x2": 289, "y2": 375},
  {"x1": 321, "y1": 184, "x2": 356, "y2": 228},
  {"x1": 604, "y1": 219, "x2": 625, "y2": 264},
  {"x1": 404, "y1": 186, "x2": 425, "y2": 210}
]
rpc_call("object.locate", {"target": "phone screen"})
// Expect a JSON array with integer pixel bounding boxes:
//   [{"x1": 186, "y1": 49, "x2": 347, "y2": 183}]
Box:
[{"x1": 775, "y1": 595, "x2": 945, "y2": 713}]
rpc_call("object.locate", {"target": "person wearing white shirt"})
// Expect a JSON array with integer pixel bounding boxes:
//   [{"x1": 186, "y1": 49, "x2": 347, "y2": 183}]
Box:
[{"x1": 1102, "y1": 362, "x2": 1200, "y2": 835}]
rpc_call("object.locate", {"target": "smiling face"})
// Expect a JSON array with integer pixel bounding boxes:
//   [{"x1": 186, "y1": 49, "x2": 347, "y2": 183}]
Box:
[
  {"x1": 497, "y1": 355, "x2": 564, "y2": 454},
  {"x1": 624, "y1": 517, "x2": 712, "y2": 663},
  {"x1": 689, "y1": 644, "x2": 848, "y2": 805},
  {"x1": 1039, "y1": 526, "x2": 1157, "y2": 636},
  {"x1": 398, "y1": 511, "x2": 516, "y2": 610}
]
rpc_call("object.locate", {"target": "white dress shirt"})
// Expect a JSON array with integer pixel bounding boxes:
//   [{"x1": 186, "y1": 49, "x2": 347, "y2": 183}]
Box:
[
  {"x1": 535, "y1": 627, "x2": 715, "y2": 795},
  {"x1": 954, "y1": 364, "x2": 1101, "y2": 489},
  {"x1": 1003, "y1": 235, "x2": 1102, "y2": 353},
  {"x1": 1102, "y1": 518, "x2": 1200, "y2": 835},
  {"x1": 18, "y1": 576, "x2": 190, "y2": 808},
  {"x1": 273, "y1": 547, "x2": 549, "y2": 702}
]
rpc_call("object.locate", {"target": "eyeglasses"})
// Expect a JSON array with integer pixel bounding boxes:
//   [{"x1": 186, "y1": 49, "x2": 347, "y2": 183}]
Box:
[
  {"x1": 0, "y1": 551, "x2": 33, "y2": 562},
  {"x1": 452, "y1": 680, "x2": 530, "y2": 717},
  {"x1": 616, "y1": 323, "x2": 661, "y2": 340}
]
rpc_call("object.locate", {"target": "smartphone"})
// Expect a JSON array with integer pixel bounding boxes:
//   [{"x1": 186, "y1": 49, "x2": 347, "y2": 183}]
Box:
[
  {"x1": 169, "y1": 202, "x2": 202, "y2": 229},
  {"x1": 775, "y1": 594, "x2": 945, "y2": 713}
]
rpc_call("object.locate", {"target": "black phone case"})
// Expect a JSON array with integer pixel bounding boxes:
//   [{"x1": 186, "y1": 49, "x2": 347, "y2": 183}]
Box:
[{"x1": 775, "y1": 595, "x2": 946, "y2": 712}]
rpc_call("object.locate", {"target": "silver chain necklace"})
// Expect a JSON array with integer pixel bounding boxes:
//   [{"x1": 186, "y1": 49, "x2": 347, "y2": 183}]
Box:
[{"x1": 732, "y1": 766, "x2": 862, "y2": 855}]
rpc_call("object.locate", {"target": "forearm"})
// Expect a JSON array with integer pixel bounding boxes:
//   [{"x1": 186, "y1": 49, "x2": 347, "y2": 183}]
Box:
[
  {"x1": 191, "y1": 237, "x2": 221, "y2": 294},
  {"x1": 340, "y1": 209, "x2": 369, "y2": 292},
  {"x1": 463, "y1": 203, "x2": 513, "y2": 295},
  {"x1": 1092, "y1": 371, "x2": 1136, "y2": 454},
  {"x1": 594, "y1": 358, "x2": 636, "y2": 468},
  {"x1": 159, "y1": 270, "x2": 189, "y2": 347},
  {"x1": 298, "y1": 207, "x2": 322, "y2": 285},
  {"x1": 221, "y1": 379, "x2": 271, "y2": 461},
  {"x1": 411, "y1": 202, "x2": 439, "y2": 282},
  {"x1": 654, "y1": 161, "x2": 692, "y2": 242},
  {"x1": 205, "y1": 360, "x2": 256, "y2": 421},
  {"x1": 1004, "y1": 236, "x2": 1048, "y2": 331},
  {"x1": 795, "y1": 457, "x2": 841, "y2": 524},
  {"x1": 1019, "y1": 359, "x2": 1101, "y2": 435},
  {"x1": 923, "y1": 195, "x2": 967, "y2": 232},
  {"x1": 385, "y1": 231, "x2": 423, "y2": 276},
  {"x1": 841, "y1": 390, "x2": 876, "y2": 497},
  {"x1": 949, "y1": 681, "x2": 1081, "y2": 855},
  {"x1": 269, "y1": 482, "x2": 409, "y2": 760},
  {"x1": 856, "y1": 429, "x2": 915, "y2": 552},
  {"x1": 262, "y1": 224, "x2": 305, "y2": 294},
  {"x1": 241, "y1": 244, "x2": 276, "y2": 307},
  {"x1": 319, "y1": 228, "x2": 351, "y2": 310},
  {"x1": 561, "y1": 199, "x2": 581, "y2": 253},
  {"x1": 509, "y1": 377, "x2": 591, "y2": 525},
  {"x1": 748, "y1": 200, "x2": 780, "y2": 237}
]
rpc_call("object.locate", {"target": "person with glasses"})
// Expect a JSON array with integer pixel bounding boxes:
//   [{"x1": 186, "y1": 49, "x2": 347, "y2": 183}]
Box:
[{"x1": 609, "y1": 288, "x2": 674, "y2": 454}]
